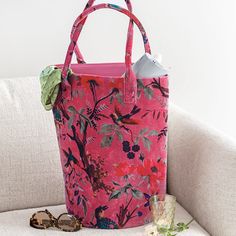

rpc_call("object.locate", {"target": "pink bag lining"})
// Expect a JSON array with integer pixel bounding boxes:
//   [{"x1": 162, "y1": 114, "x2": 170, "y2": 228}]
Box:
[{"x1": 56, "y1": 63, "x2": 126, "y2": 77}]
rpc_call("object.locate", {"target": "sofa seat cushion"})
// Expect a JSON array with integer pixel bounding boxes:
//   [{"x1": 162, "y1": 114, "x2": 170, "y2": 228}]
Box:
[
  {"x1": 0, "y1": 77, "x2": 65, "y2": 212},
  {"x1": 0, "y1": 203, "x2": 209, "y2": 236}
]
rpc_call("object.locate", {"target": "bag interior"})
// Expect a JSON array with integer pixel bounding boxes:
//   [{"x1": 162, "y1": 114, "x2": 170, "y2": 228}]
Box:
[{"x1": 56, "y1": 63, "x2": 126, "y2": 77}]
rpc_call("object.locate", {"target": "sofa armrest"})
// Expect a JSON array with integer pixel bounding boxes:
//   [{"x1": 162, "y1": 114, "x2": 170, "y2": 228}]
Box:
[{"x1": 167, "y1": 104, "x2": 236, "y2": 236}]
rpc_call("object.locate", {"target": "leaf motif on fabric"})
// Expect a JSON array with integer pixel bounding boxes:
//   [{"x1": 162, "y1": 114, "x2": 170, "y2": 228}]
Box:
[
  {"x1": 101, "y1": 136, "x2": 114, "y2": 148},
  {"x1": 80, "y1": 119, "x2": 85, "y2": 134},
  {"x1": 144, "y1": 87, "x2": 154, "y2": 100},
  {"x1": 148, "y1": 130, "x2": 159, "y2": 136},
  {"x1": 100, "y1": 124, "x2": 115, "y2": 134},
  {"x1": 139, "y1": 128, "x2": 149, "y2": 135},
  {"x1": 67, "y1": 106, "x2": 76, "y2": 129},
  {"x1": 137, "y1": 79, "x2": 145, "y2": 89},
  {"x1": 143, "y1": 137, "x2": 152, "y2": 151},
  {"x1": 121, "y1": 183, "x2": 133, "y2": 193},
  {"x1": 97, "y1": 104, "x2": 108, "y2": 112},
  {"x1": 134, "y1": 137, "x2": 139, "y2": 145},
  {"x1": 115, "y1": 130, "x2": 123, "y2": 141},
  {"x1": 109, "y1": 190, "x2": 122, "y2": 200},
  {"x1": 137, "y1": 90, "x2": 141, "y2": 98},
  {"x1": 131, "y1": 189, "x2": 143, "y2": 199},
  {"x1": 115, "y1": 93, "x2": 124, "y2": 105}
]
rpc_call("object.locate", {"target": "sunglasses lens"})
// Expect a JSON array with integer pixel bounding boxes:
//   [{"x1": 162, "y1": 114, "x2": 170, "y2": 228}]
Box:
[
  {"x1": 31, "y1": 212, "x2": 51, "y2": 229},
  {"x1": 58, "y1": 214, "x2": 77, "y2": 232}
]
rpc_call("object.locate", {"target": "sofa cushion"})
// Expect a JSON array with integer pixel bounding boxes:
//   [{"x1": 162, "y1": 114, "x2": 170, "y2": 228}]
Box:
[
  {"x1": 167, "y1": 105, "x2": 236, "y2": 236},
  {"x1": 0, "y1": 77, "x2": 64, "y2": 212},
  {"x1": 0, "y1": 203, "x2": 209, "y2": 236}
]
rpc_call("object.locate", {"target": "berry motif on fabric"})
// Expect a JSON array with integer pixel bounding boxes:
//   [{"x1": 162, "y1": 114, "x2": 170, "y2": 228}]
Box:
[
  {"x1": 53, "y1": 73, "x2": 168, "y2": 228},
  {"x1": 50, "y1": 2, "x2": 169, "y2": 229}
]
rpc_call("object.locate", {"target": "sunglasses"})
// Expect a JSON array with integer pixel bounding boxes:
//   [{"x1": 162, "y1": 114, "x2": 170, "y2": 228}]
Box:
[{"x1": 30, "y1": 209, "x2": 82, "y2": 232}]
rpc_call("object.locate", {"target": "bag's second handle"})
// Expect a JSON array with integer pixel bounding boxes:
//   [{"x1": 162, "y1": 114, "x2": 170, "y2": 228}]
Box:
[
  {"x1": 62, "y1": 4, "x2": 151, "y2": 103},
  {"x1": 74, "y1": 0, "x2": 134, "y2": 64}
]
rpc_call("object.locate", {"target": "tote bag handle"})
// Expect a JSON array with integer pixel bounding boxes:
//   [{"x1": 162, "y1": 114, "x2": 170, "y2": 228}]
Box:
[
  {"x1": 74, "y1": 0, "x2": 134, "y2": 64},
  {"x1": 62, "y1": 4, "x2": 151, "y2": 103}
]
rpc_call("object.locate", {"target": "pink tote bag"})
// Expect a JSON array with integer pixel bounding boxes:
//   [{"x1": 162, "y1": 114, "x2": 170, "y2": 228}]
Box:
[{"x1": 52, "y1": 3, "x2": 169, "y2": 229}]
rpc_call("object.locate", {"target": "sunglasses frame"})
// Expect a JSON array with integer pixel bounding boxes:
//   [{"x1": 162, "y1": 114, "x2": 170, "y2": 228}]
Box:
[{"x1": 30, "y1": 209, "x2": 82, "y2": 232}]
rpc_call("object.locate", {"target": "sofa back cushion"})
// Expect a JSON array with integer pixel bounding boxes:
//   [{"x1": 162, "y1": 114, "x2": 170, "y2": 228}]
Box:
[{"x1": 0, "y1": 77, "x2": 64, "y2": 212}]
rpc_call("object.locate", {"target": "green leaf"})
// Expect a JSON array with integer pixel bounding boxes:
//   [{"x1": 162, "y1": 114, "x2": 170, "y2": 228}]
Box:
[
  {"x1": 116, "y1": 130, "x2": 123, "y2": 142},
  {"x1": 125, "y1": 183, "x2": 133, "y2": 188},
  {"x1": 148, "y1": 130, "x2": 159, "y2": 136},
  {"x1": 121, "y1": 183, "x2": 133, "y2": 193},
  {"x1": 80, "y1": 119, "x2": 85, "y2": 134},
  {"x1": 159, "y1": 227, "x2": 168, "y2": 233},
  {"x1": 144, "y1": 87, "x2": 154, "y2": 100},
  {"x1": 79, "y1": 108, "x2": 85, "y2": 114},
  {"x1": 77, "y1": 111, "x2": 92, "y2": 127},
  {"x1": 176, "y1": 223, "x2": 189, "y2": 232},
  {"x1": 101, "y1": 135, "x2": 114, "y2": 148},
  {"x1": 177, "y1": 223, "x2": 185, "y2": 227},
  {"x1": 143, "y1": 137, "x2": 152, "y2": 151},
  {"x1": 109, "y1": 190, "x2": 122, "y2": 200},
  {"x1": 116, "y1": 93, "x2": 124, "y2": 105},
  {"x1": 168, "y1": 233, "x2": 176, "y2": 236},
  {"x1": 139, "y1": 128, "x2": 149, "y2": 135},
  {"x1": 137, "y1": 90, "x2": 141, "y2": 98},
  {"x1": 67, "y1": 106, "x2": 77, "y2": 114},
  {"x1": 137, "y1": 79, "x2": 145, "y2": 89},
  {"x1": 68, "y1": 115, "x2": 74, "y2": 129},
  {"x1": 100, "y1": 124, "x2": 115, "y2": 134},
  {"x1": 98, "y1": 104, "x2": 108, "y2": 112},
  {"x1": 131, "y1": 189, "x2": 143, "y2": 199},
  {"x1": 134, "y1": 137, "x2": 139, "y2": 145},
  {"x1": 158, "y1": 220, "x2": 193, "y2": 235}
]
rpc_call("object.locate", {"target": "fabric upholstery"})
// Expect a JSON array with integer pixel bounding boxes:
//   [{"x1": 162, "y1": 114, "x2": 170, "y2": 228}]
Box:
[
  {"x1": 167, "y1": 104, "x2": 236, "y2": 236},
  {"x1": 0, "y1": 77, "x2": 64, "y2": 212},
  {"x1": 0, "y1": 203, "x2": 209, "y2": 236}
]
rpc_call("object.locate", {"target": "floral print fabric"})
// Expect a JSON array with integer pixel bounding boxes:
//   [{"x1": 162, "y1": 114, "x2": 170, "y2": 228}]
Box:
[
  {"x1": 44, "y1": 2, "x2": 169, "y2": 230},
  {"x1": 52, "y1": 71, "x2": 169, "y2": 229}
]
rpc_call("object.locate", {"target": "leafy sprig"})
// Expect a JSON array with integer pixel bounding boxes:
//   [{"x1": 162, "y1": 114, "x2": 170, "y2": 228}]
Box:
[{"x1": 158, "y1": 218, "x2": 194, "y2": 236}]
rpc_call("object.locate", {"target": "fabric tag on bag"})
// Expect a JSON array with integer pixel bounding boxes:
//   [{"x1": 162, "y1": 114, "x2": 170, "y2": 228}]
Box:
[{"x1": 132, "y1": 53, "x2": 168, "y2": 79}]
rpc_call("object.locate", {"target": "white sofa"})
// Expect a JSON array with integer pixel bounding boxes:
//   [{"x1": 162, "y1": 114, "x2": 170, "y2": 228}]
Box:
[{"x1": 0, "y1": 76, "x2": 235, "y2": 236}]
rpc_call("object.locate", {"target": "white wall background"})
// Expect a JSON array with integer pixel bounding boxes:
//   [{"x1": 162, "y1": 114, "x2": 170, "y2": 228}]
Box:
[{"x1": 0, "y1": 0, "x2": 236, "y2": 139}]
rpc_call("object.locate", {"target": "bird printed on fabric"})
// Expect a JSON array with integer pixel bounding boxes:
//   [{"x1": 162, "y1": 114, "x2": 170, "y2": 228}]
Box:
[
  {"x1": 110, "y1": 105, "x2": 140, "y2": 131},
  {"x1": 94, "y1": 205, "x2": 118, "y2": 229},
  {"x1": 53, "y1": 108, "x2": 62, "y2": 123},
  {"x1": 63, "y1": 148, "x2": 78, "y2": 168},
  {"x1": 52, "y1": 107, "x2": 64, "y2": 130}
]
